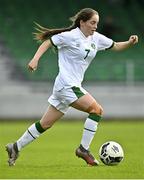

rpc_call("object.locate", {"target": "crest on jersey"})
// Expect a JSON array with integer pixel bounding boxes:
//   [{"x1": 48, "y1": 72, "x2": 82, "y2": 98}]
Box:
[{"x1": 91, "y1": 43, "x2": 96, "y2": 49}]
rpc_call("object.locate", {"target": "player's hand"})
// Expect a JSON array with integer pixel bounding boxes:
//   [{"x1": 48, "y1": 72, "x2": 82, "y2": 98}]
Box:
[
  {"x1": 28, "y1": 58, "x2": 38, "y2": 72},
  {"x1": 128, "y1": 35, "x2": 138, "y2": 45}
]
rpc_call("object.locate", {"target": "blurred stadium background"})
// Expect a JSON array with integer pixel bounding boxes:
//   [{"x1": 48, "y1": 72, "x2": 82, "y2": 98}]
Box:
[{"x1": 0, "y1": 0, "x2": 144, "y2": 120}]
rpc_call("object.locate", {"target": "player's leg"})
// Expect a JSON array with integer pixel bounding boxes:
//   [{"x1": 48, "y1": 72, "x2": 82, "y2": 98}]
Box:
[
  {"x1": 16, "y1": 105, "x2": 64, "y2": 150},
  {"x1": 71, "y1": 93, "x2": 103, "y2": 149},
  {"x1": 6, "y1": 105, "x2": 64, "y2": 166},
  {"x1": 70, "y1": 93, "x2": 103, "y2": 166}
]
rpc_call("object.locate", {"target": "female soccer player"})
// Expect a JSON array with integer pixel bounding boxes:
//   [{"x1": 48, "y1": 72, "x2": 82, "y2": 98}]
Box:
[{"x1": 6, "y1": 8, "x2": 138, "y2": 166}]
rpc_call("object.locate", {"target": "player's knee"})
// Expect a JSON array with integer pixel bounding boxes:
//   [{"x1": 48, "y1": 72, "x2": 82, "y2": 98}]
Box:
[
  {"x1": 86, "y1": 102, "x2": 103, "y2": 122},
  {"x1": 87, "y1": 102, "x2": 104, "y2": 116},
  {"x1": 90, "y1": 106, "x2": 103, "y2": 116}
]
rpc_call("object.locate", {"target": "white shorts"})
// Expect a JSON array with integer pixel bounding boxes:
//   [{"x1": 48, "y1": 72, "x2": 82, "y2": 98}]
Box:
[{"x1": 48, "y1": 86, "x2": 87, "y2": 114}]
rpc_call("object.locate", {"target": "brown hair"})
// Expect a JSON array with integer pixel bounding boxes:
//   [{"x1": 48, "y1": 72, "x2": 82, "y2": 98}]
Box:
[{"x1": 34, "y1": 8, "x2": 98, "y2": 42}]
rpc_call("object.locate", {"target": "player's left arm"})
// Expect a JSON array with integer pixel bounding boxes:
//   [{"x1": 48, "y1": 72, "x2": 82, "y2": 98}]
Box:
[{"x1": 111, "y1": 35, "x2": 138, "y2": 51}]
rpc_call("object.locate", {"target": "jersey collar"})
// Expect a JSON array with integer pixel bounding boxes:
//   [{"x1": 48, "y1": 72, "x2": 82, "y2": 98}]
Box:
[{"x1": 76, "y1": 27, "x2": 91, "y2": 39}]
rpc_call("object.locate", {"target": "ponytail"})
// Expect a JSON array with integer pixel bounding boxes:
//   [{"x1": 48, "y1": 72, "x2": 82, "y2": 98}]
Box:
[{"x1": 33, "y1": 22, "x2": 76, "y2": 42}]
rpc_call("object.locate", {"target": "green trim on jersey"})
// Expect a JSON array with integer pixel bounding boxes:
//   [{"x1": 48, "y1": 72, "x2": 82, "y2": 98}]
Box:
[
  {"x1": 50, "y1": 37, "x2": 58, "y2": 56},
  {"x1": 88, "y1": 113, "x2": 101, "y2": 122},
  {"x1": 35, "y1": 121, "x2": 46, "y2": 133},
  {"x1": 106, "y1": 41, "x2": 115, "y2": 50},
  {"x1": 50, "y1": 37, "x2": 57, "y2": 49},
  {"x1": 72, "y1": 86, "x2": 85, "y2": 98}
]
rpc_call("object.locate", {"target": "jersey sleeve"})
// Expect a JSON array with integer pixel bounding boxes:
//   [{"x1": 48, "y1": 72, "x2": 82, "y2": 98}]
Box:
[
  {"x1": 96, "y1": 33, "x2": 114, "y2": 51},
  {"x1": 50, "y1": 32, "x2": 70, "y2": 49}
]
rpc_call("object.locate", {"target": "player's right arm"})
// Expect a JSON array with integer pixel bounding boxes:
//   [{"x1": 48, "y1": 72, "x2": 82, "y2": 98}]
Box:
[{"x1": 28, "y1": 39, "x2": 52, "y2": 72}]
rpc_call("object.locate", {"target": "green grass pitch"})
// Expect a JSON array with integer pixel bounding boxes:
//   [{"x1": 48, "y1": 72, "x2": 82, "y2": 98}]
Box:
[{"x1": 0, "y1": 120, "x2": 144, "y2": 179}]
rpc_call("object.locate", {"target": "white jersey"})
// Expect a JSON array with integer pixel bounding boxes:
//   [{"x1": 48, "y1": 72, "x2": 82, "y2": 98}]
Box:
[{"x1": 51, "y1": 27, "x2": 113, "y2": 90}]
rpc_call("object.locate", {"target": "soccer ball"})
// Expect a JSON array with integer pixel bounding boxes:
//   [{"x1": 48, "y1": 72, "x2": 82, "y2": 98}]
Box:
[{"x1": 99, "y1": 141, "x2": 124, "y2": 165}]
